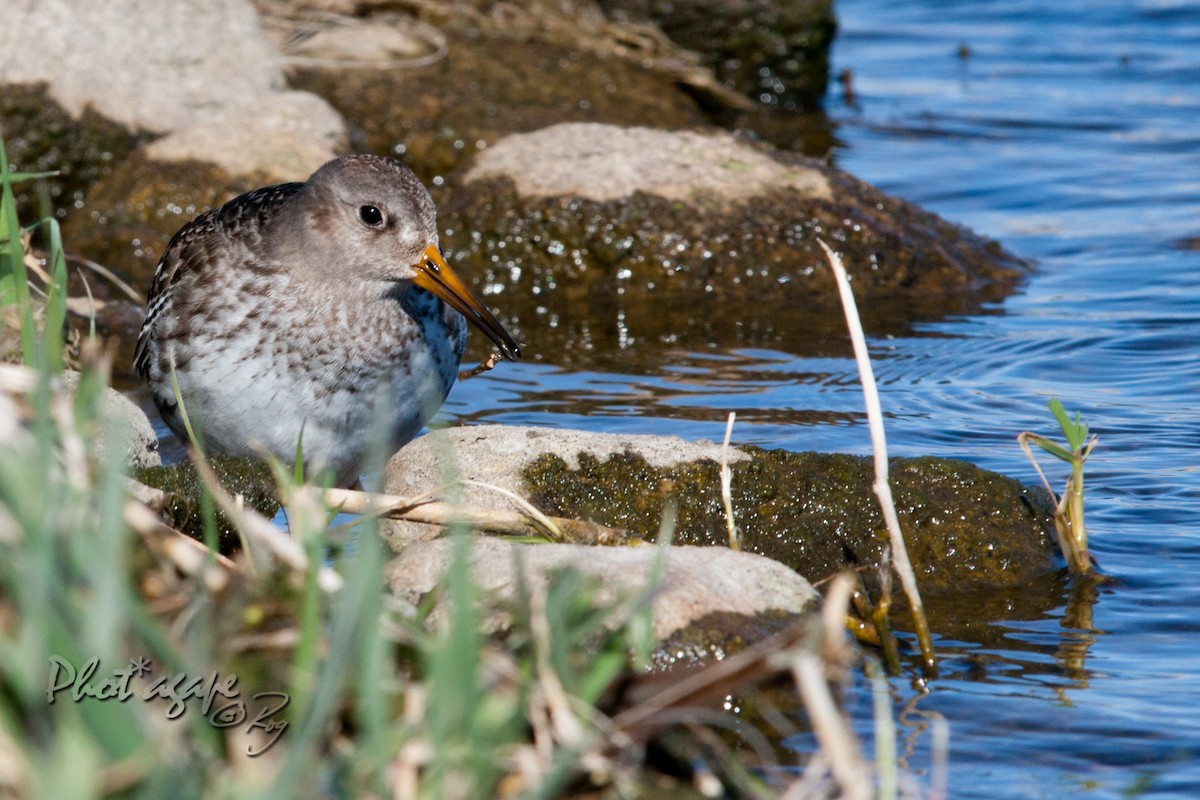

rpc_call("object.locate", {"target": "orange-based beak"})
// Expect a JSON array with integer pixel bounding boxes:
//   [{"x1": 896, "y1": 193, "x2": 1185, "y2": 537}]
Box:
[{"x1": 413, "y1": 245, "x2": 520, "y2": 361}]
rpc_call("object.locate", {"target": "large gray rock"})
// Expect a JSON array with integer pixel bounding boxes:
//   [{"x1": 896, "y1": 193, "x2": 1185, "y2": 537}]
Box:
[
  {"x1": 0, "y1": 0, "x2": 345, "y2": 180},
  {"x1": 63, "y1": 371, "x2": 161, "y2": 470},
  {"x1": 387, "y1": 537, "x2": 819, "y2": 641}
]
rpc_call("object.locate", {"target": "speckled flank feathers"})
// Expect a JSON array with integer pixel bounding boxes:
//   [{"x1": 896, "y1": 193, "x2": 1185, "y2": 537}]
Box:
[{"x1": 135, "y1": 155, "x2": 519, "y2": 487}]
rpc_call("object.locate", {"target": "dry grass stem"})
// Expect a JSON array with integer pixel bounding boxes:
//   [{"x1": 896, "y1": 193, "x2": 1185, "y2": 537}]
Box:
[
  {"x1": 392, "y1": 683, "x2": 428, "y2": 797},
  {"x1": 719, "y1": 411, "x2": 741, "y2": 550},
  {"x1": 458, "y1": 479, "x2": 563, "y2": 540},
  {"x1": 528, "y1": 582, "x2": 588, "y2": 749},
  {"x1": 189, "y1": 455, "x2": 345, "y2": 592},
  {"x1": 124, "y1": 477, "x2": 165, "y2": 512},
  {"x1": 611, "y1": 615, "x2": 810, "y2": 742},
  {"x1": 66, "y1": 252, "x2": 145, "y2": 303},
  {"x1": 788, "y1": 573, "x2": 869, "y2": 800},
  {"x1": 306, "y1": 485, "x2": 628, "y2": 545},
  {"x1": 818, "y1": 239, "x2": 937, "y2": 677},
  {"x1": 122, "y1": 499, "x2": 237, "y2": 590}
]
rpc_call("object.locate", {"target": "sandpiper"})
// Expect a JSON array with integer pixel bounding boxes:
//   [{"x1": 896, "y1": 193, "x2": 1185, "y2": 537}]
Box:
[{"x1": 134, "y1": 155, "x2": 520, "y2": 486}]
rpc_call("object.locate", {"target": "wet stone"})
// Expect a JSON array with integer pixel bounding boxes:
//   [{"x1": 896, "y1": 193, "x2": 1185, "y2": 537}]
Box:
[{"x1": 439, "y1": 123, "x2": 1032, "y2": 363}]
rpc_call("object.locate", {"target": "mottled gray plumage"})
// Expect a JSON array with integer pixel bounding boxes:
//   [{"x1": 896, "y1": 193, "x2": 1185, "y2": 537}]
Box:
[{"x1": 135, "y1": 155, "x2": 519, "y2": 486}]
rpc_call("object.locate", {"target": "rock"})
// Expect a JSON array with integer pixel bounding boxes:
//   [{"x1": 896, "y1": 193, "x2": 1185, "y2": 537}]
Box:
[
  {"x1": 386, "y1": 536, "x2": 819, "y2": 642},
  {"x1": 0, "y1": 84, "x2": 140, "y2": 226},
  {"x1": 60, "y1": 154, "x2": 273, "y2": 295},
  {"x1": 62, "y1": 371, "x2": 161, "y2": 470},
  {"x1": 144, "y1": 91, "x2": 345, "y2": 182},
  {"x1": 109, "y1": 394, "x2": 160, "y2": 469},
  {"x1": 384, "y1": 425, "x2": 1058, "y2": 595},
  {"x1": 0, "y1": 0, "x2": 346, "y2": 181},
  {"x1": 284, "y1": 15, "x2": 710, "y2": 185},
  {"x1": 1, "y1": 3, "x2": 353, "y2": 351},
  {"x1": 383, "y1": 424, "x2": 750, "y2": 549},
  {"x1": 439, "y1": 122, "x2": 1032, "y2": 363},
  {"x1": 597, "y1": 0, "x2": 837, "y2": 109},
  {"x1": 0, "y1": 366, "x2": 160, "y2": 470},
  {"x1": 135, "y1": 456, "x2": 279, "y2": 551},
  {"x1": 463, "y1": 124, "x2": 832, "y2": 205}
]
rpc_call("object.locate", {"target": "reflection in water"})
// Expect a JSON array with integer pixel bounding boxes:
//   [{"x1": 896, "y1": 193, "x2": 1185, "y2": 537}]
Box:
[{"x1": 1055, "y1": 578, "x2": 1103, "y2": 692}]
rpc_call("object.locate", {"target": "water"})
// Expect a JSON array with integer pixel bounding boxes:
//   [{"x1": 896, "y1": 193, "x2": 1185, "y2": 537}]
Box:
[{"x1": 445, "y1": 1, "x2": 1200, "y2": 796}]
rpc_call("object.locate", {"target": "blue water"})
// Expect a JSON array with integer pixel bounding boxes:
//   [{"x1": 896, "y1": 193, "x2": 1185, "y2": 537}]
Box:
[{"x1": 446, "y1": 1, "x2": 1200, "y2": 796}]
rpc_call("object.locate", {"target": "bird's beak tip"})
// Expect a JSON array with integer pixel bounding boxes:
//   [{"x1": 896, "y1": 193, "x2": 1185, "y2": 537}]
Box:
[{"x1": 415, "y1": 246, "x2": 521, "y2": 363}]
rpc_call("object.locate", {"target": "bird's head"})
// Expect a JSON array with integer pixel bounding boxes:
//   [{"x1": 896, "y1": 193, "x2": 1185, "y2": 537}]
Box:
[{"x1": 296, "y1": 154, "x2": 520, "y2": 361}]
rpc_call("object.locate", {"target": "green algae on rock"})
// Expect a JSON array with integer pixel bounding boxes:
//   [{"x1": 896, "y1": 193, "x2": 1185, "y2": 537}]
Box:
[
  {"x1": 135, "y1": 455, "x2": 281, "y2": 554},
  {"x1": 521, "y1": 447, "x2": 1057, "y2": 596},
  {"x1": 649, "y1": 608, "x2": 805, "y2": 669},
  {"x1": 383, "y1": 425, "x2": 1057, "y2": 597}
]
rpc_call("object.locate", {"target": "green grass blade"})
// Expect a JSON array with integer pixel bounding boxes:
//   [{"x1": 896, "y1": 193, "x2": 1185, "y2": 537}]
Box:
[
  {"x1": 37, "y1": 216, "x2": 69, "y2": 372},
  {"x1": 0, "y1": 137, "x2": 36, "y2": 360},
  {"x1": 1028, "y1": 432, "x2": 1076, "y2": 463}
]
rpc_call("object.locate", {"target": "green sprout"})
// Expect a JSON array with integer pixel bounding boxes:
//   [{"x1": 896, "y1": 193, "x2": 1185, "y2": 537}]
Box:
[{"x1": 1018, "y1": 399, "x2": 1098, "y2": 576}]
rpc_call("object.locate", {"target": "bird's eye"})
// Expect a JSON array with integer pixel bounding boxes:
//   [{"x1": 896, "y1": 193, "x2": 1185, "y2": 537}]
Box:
[{"x1": 358, "y1": 205, "x2": 384, "y2": 227}]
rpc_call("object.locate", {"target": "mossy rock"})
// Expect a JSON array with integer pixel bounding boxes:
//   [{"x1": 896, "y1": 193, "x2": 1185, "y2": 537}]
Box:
[
  {"x1": 648, "y1": 609, "x2": 804, "y2": 668},
  {"x1": 439, "y1": 157, "x2": 1030, "y2": 363},
  {"x1": 522, "y1": 447, "x2": 1058, "y2": 595},
  {"x1": 135, "y1": 455, "x2": 281, "y2": 553}
]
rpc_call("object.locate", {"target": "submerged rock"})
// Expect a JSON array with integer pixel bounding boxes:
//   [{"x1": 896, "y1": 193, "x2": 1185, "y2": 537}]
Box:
[
  {"x1": 385, "y1": 425, "x2": 1058, "y2": 596},
  {"x1": 440, "y1": 122, "x2": 1032, "y2": 363}
]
